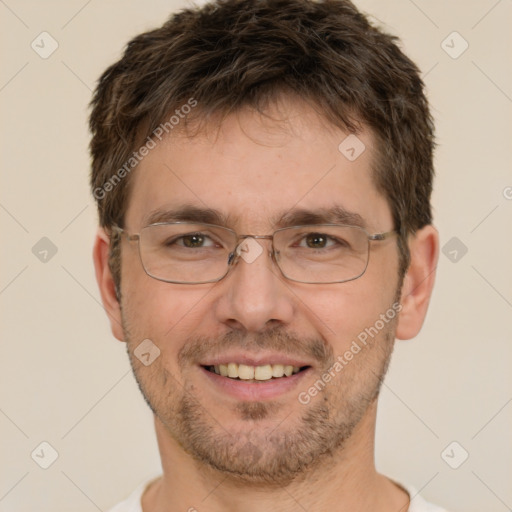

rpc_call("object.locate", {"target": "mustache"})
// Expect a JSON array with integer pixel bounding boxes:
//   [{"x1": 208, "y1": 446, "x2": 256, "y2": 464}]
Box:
[{"x1": 178, "y1": 327, "x2": 334, "y2": 367}]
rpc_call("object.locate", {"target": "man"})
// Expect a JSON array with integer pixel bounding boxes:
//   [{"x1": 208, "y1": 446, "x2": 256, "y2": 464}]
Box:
[{"x1": 90, "y1": 0, "x2": 445, "y2": 510}]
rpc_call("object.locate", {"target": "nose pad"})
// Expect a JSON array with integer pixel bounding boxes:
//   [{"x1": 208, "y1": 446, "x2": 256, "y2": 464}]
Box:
[
  {"x1": 227, "y1": 241, "x2": 249, "y2": 267},
  {"x1": 227, "y1": 241, "x2": 278, "y2": 268},
  {"x1": 227, "y1": 250, "x2": 239, "y2": 266}
]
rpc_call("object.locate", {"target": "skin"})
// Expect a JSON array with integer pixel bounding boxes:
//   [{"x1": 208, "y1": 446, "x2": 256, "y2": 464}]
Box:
[{"x1": 94, "y1": 97, "x2": 439, "y2": 512}]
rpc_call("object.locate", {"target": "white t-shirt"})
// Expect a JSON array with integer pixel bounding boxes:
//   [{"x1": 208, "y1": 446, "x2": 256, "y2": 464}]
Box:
[{"x1": 106, "y1": 476, "x2": 450, "y2": 512}]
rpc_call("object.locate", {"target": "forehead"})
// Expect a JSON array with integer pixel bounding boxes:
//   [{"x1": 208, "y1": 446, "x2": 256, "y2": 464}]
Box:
[{"x1": 124, "y1": 99, "x2": 392, "y2": 232}]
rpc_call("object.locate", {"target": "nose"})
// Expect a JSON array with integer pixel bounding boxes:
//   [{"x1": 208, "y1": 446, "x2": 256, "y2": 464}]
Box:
[{"x1": 213, "y1": 237, "x2": 294, "y2": 333}]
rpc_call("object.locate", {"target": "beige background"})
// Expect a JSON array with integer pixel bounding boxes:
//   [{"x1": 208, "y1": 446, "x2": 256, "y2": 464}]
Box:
[{"x1": 1, "y1": 0, "x2": 511, "y2": 511}]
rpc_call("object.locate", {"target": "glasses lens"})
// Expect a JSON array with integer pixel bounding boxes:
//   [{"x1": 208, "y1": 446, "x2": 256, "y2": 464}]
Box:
[
  {"x1": 139, "y1": 223, "x2": 236, "y2": 283},
  {"x1": 274, "y1": 225, "x2": 369, "y2": 283},
  {"x1": 136, "y1": 223, "x2": 369, "y2": 284}
]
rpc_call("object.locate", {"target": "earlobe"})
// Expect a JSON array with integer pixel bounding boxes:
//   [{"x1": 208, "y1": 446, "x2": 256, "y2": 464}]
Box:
[
  {"x1": 92, "y1": 228, "x2": 125, "y2": 341},
  {"x1": 395, "y1": 225, "x2": 439, "y2": 341}
]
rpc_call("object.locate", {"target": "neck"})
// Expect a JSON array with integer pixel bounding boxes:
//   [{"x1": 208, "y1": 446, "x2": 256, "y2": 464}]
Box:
[{"x1": 143, "y1": 400, "x2": 408, "y2": 512}]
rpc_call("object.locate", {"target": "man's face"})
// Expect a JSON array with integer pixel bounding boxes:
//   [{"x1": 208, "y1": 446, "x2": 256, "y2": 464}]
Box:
[{"x1": 119, "y1": 99, "x2": 401, "y2": 483}]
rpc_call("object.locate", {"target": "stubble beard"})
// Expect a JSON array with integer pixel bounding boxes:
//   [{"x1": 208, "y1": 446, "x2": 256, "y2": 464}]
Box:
[{"x1": 122, "y1": 311, "x2": 397, "y2": 485}]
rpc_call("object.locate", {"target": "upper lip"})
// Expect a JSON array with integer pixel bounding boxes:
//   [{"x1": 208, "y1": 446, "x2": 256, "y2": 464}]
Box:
[{"x1": 199, "y1": 352, "x2": 314, "y2": 368}]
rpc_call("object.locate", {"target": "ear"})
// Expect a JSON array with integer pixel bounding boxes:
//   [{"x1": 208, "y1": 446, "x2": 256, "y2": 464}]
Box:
[
  {"x1": 395, "y1": 225, "x2": 439, "y2": 340},
  {"x1": 93, "y1": 227, "x2": 125, "y2": 341}
]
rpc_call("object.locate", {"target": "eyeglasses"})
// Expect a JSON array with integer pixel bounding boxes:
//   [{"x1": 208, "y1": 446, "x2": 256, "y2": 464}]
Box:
[{"x1": 111, "y1": 222, "x2": 396, "y2": 285}]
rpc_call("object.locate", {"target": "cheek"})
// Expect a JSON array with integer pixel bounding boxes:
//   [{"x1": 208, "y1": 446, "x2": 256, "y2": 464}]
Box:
[
  {"x1": 120, "y1": 260, "x2": 214, "y2": 364},
  {"x1": 121, "y1": 247, "x2": 187, "y2": 329},
  {"x1": 300, "y1": 263, "x2": 399, "y2": 354}
]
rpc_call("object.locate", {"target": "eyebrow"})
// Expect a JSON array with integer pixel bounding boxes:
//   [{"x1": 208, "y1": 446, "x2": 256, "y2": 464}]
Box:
[
  {"x1": 143, "y1": 204, "x2": 367, "y2": 230},
  {"x1": 144, "y1": 205, "x2": 230, "y2": 226},
  {"x1": 276, "y1": 206, "x2": 366, "y2": 229}
]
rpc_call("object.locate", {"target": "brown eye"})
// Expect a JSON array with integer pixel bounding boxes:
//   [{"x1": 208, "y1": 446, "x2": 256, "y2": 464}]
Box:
[
  {"x1": 305, "y1": 233, "x2": 328, "y2": 249},
  {"x1": 182, "y1": 234, "x2": 206, "y2": 248}
]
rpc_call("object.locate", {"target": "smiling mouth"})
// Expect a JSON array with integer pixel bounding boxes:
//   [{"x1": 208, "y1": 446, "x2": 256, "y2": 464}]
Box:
[{"x1": 203, "y1": 363, "x2": 310, "y2": 381}]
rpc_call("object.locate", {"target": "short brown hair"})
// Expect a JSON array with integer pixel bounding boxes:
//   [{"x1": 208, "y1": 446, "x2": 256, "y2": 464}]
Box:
[{"x1": 89, "y1": 0, "x2": 435, "y2": 293}]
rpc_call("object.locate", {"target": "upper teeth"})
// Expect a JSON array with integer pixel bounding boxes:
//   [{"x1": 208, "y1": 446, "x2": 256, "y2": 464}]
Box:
[{"x1": 211, "y1": 363, "x2": 301, "y2": 380}]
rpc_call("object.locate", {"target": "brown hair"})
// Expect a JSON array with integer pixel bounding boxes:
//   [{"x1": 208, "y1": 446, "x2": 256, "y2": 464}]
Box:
[{"x1": 89, "y1": 0, "x2": 435, "y2": 293}]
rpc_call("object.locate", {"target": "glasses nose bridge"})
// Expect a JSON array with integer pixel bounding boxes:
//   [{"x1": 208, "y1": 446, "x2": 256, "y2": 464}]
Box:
[{"x1": 229, "y1": 233, "x2": 278, "y2": 267}]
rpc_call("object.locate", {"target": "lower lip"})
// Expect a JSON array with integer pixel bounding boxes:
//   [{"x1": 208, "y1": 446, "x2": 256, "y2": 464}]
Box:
[{"x1": 200, "y1": 366, "x2": 311, "y2": 401}]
